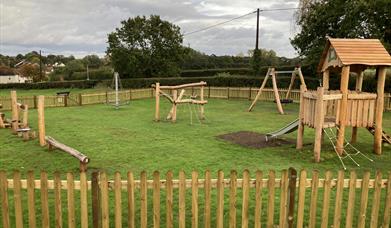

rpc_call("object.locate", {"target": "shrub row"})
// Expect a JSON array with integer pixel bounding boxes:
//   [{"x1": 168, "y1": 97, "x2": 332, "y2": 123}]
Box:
[
  {"x1": 1, "y1": 75, "x2": 389, "y2": 92},
  {"x1": 180, "y1": 65, "x2": 313, "y2": 77}
]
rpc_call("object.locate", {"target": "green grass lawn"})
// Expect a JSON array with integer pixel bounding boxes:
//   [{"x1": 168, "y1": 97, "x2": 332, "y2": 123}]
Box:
[
  {"x1": 1, "y1": 97, "x2": 390, "y2": 227},
  {"x1": 1, "y1": 97, "x2": 390, "y2": 178}
]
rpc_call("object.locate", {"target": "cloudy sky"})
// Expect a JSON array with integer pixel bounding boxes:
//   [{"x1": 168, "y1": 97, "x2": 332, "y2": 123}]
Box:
[{"x1": 0, "y1": 0, "x2": 300, "y2": 58}]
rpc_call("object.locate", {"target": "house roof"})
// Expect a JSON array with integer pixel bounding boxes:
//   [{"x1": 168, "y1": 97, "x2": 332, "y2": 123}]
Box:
[{"x1": 318, "y1": 38, "x2": 391, "y2": 72}]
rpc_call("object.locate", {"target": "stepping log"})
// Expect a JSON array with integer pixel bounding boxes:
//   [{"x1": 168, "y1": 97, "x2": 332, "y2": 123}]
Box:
[{"x1": 45, "y1": 136, "x2": 90, "y2": 171}]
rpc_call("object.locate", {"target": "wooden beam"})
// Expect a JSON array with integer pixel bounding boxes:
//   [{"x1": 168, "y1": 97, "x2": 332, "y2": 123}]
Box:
[
  {"x1": 167, "y1": 89, "x2": 186, "y2": 120},
  {"x1": 285, "y1": 69, "x2": 297, "y2": 99},
  {"x1": 351, "y1": 69, "x2": 363, "y2": 143},
  {"x1": 11, "y1": 90, "x2": 18, "y2": 134},
  {"x1": 296, "y1": 85, "x2": 306, "y2": 149},
  {"x1": 314, "y1": 87, "x2": 325, "y2": 162},
  {"x1": 248, "y1": 68, "x2": 271, "y2": 112},
  {"x1": 155, "y1": 83, "x2": 160, "y2": 121},
  {"x1": 46, "y1": 136, "x2": 90, "y2": 164},
  {"x1": 159, "y1": 90, "x2": 174, "y2": 103},
  {"x1": 37, "y1": 95, "x2": 46, "y2": 146},
  {"x1": 0, "y1": 112, "x2": 5, "y2": 129},
  {"x1": 322, "y1": 69, "x2": 330, "y2": 91},
  {"x1": 336, "y1": 66, "x2": 350, "y2": 155},
  {"x1": 22, "y1": 104, "x2": 29, "y2": 141},
  {"x1": 200, "y1": 86, "x2": 205, "y2": 119},
  {"x1": 297, "y1": 68, "x2": 307, "y2": 91},
  {"x1": 374, "y1": 67, "x2": 386, "y2": 155},
  {"x1": 271, "y1": 68, "x2": 285, "y2": 114},
  {"x1": 172, "y1": 90, "x2": 177, "y2": 123},
  {"x1": 159, "y1": 81, "x2": 207, "y2": 90}
]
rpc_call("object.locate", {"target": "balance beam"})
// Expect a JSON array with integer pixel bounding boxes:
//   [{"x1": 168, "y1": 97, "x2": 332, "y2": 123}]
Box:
[{"x1": 45, "y1": 136, "x2": 90, "y2": 171}]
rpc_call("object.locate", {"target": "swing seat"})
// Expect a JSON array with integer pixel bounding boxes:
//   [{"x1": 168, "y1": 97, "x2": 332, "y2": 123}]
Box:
[{"x1": 274, "y1": 99, "x2": 293, "y2": 104}]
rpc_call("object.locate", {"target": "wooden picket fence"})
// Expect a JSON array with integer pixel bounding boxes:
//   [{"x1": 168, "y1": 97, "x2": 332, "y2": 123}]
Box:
[
  {"x1": 0, "y1": 169, "x2": 390, "y2": 228},
  {"x1": 1, "y1": 87, "x2": 390, "y2": 112}
]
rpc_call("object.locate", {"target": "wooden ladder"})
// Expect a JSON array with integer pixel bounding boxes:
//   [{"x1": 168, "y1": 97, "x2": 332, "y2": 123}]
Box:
[{"x1": 366, "y1": 126, "x2": 391, "y2": 144}]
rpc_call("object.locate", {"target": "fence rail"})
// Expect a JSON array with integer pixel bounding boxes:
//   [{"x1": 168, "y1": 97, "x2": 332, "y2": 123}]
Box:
[
  {"x1": 1, "y1": 87, "x2": 390, "y2": 111},
  {"x1": 0, "y1": 169, "x2": 390, "y2": 228}
]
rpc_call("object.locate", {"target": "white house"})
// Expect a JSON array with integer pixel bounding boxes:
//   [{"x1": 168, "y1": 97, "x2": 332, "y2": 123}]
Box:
[{"x1": 0, "y1": 75, "x2": 30, "y2": 84}]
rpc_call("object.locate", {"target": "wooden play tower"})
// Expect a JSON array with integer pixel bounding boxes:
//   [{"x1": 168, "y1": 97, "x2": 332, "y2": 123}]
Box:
[{"x1": 296, "y1": 37, "x2": 391, "y2": 163}]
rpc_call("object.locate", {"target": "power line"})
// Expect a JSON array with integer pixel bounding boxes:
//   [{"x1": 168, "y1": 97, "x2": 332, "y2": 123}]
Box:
[
  {"x1": 260, "y1": 7, "x2": 299, "y2": 12},
  {"x1": 183, "y1": 10, "x2": 257, "y2": 36},
  {"x1": 182, "y1": 7, "x2": 300, "y2": 37}
]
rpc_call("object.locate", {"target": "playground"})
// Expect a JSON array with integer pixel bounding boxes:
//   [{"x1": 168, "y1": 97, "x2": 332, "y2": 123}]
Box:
[
  {"x1": 1, "y1": 38, "x2": 391, "y2": 228},
  {"x1": 1, "y1": 96, "x2": 390, "y2": 176}
]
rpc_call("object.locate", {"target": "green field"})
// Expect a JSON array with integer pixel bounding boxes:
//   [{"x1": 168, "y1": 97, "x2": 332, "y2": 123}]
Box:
[{"x1": 1, "y1": 96, "x2": 390, "y2": 178}]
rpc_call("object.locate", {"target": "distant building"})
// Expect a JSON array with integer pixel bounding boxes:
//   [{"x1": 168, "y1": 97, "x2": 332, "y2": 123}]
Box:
[
  {"x1": 0, "y1": 65, "x2": 31, "y2": 84},
  {"x1": 0, "y1": 74, "x2": 30, "y2": 84}
]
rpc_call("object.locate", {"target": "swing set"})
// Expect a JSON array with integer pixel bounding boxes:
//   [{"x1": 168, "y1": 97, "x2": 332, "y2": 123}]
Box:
[{"x1": 248, "y1": 67, "x2": 307, "y2": 114}]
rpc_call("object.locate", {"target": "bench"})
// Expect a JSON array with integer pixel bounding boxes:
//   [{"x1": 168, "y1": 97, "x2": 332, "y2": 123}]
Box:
[
  {"x1": 45, "y1": 136, "x2": 90, "y2": 171},
  {"x1": 56, "y1": 91, "x2": 70, "y2": 96}
]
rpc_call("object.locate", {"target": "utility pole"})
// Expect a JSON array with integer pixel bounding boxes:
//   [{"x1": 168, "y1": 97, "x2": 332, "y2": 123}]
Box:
[
  {"x1": 86, "y1": 64, "x2": 90, "y2": 80},
  {"x1": 255, "y1": 8, "x2": 260, "y2": 50},
  {"x1": 39, "y1": 50, "x2": 42, "y2": 81}
]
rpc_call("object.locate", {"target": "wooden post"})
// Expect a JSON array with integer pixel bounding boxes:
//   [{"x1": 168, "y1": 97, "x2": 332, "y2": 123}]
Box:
[
  {"x1": 78, "y1": 93, "x2": 83, "y2": 106},
  {"x1": 155, "y1": 83, "x2": 160, "y2": 121},
  {"x1": 22, "y1": 105, "x2": 29, "y2": 141},
  {"x1": 248, "y1": 86, "x2": 252, "y2": 100},
  {"x1": 33, "y1": 95, "x2": 37, "y2": 109},
  {"x1": 351, "y1": 69, "x2": 363, "y2": 143},
  {"x1": 297, "y1": 67, "x2": 307, "y2": 90},
  {"x1": 79, "y1": 162, "x2": 87, "y2": 172},
  {"x1": 336, "y1": 66, "x2": 350, "y2": 155},
  {"x1": 0, "y1": 113, "x2": 4, "y2": 128},
  {"x1": 285, "y1": 69, "x2": 296, "y2": 99},
  {"x1": 287, "y1": 168, "x2": 297, "y2": 228},
  {"x1": 271, "y1": 68, "x2": 284, "y2": 114},
  {"x1": 248, "y1": 68, "x2": 271, "y2": 111},
  {"x1": 11, "y1": 90, "x2": 19, "y2": 134},
  {"x1": 64, "y1": 95, "x2": 68, "y2": 107},
  {"x1": 314, "y1": 87, "x2": 325, "y2": 162},
  {"x1": 37, "y1": 95, "x2": 46, "y2": 146},
  {"x1": 322, "y1": 69, "x2": 330, "y2": 91},
  {"x1": 172, "y1": 90, "x2": 177, "y2": 123},
  {"x1": 296, "y1": 85, "x2": 306, "y2": 149},
  {"x1": 91, "y1": 172, "x2": 101, "y2": 228},
  {"x1": 200, "y1": 85, "x2": 205, "y2": 119},
  {"x1": 374, "y1": 67, "x2": 386, "y2": 155}
]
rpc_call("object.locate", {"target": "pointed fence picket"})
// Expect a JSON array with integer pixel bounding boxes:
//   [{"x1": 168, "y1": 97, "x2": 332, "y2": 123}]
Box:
[{"x1": 0, "y1": 169, "x2": 390, "y2": 228}]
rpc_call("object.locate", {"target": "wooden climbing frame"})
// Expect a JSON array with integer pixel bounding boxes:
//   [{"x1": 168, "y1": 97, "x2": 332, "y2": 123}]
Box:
[{"x1": 153, "y1": 81, "x2": 208, "y2": 123}]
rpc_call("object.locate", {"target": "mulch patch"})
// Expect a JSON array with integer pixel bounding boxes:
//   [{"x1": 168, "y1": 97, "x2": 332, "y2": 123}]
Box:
[{"x1": 217, "y1": 131, "x2": 295, "y2": 149}]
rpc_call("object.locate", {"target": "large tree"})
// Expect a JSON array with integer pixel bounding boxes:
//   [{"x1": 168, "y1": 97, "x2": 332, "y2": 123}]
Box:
[
  {"x1": 107, "y1": 15, "x2": 184, "y2": 77},
  {"x1": 291, "y1": 0, "x2": 391, "y2": 67}
]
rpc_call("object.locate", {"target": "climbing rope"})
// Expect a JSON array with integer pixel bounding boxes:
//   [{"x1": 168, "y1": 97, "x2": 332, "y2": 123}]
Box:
[{"x1": 323, "y1": 127, "x2": 373, "y2": 170}]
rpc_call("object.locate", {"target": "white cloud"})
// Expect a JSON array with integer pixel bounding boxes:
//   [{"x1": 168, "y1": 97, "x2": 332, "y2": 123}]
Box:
[{"x1": 0, "y1": 0, "x2": 299, "y2": 58}]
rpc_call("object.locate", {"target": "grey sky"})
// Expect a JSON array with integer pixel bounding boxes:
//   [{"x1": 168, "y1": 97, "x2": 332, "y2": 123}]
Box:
[{"x1": 0, "y1": 0, "x2": 299, "y2": 58}]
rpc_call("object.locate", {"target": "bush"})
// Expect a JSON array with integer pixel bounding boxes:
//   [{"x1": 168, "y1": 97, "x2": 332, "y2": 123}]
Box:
[{"x1": 180, "y1": 65, "x2": 315, "y2": 78}]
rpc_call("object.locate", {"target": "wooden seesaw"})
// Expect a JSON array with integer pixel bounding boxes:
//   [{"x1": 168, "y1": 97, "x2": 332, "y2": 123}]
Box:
[{"x1": 153, "y1": 81, "x2": 208, "y2": 123}]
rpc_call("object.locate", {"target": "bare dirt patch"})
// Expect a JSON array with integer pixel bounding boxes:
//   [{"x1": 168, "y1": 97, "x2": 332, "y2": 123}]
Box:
[{"x1": 217, "y1": 131, "x2": 294, "y2": 149}]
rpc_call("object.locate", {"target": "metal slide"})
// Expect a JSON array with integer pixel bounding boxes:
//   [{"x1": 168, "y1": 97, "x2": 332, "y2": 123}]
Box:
[{"x1": 265, "y1": 118, "x2": 300, "y2": 141}]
